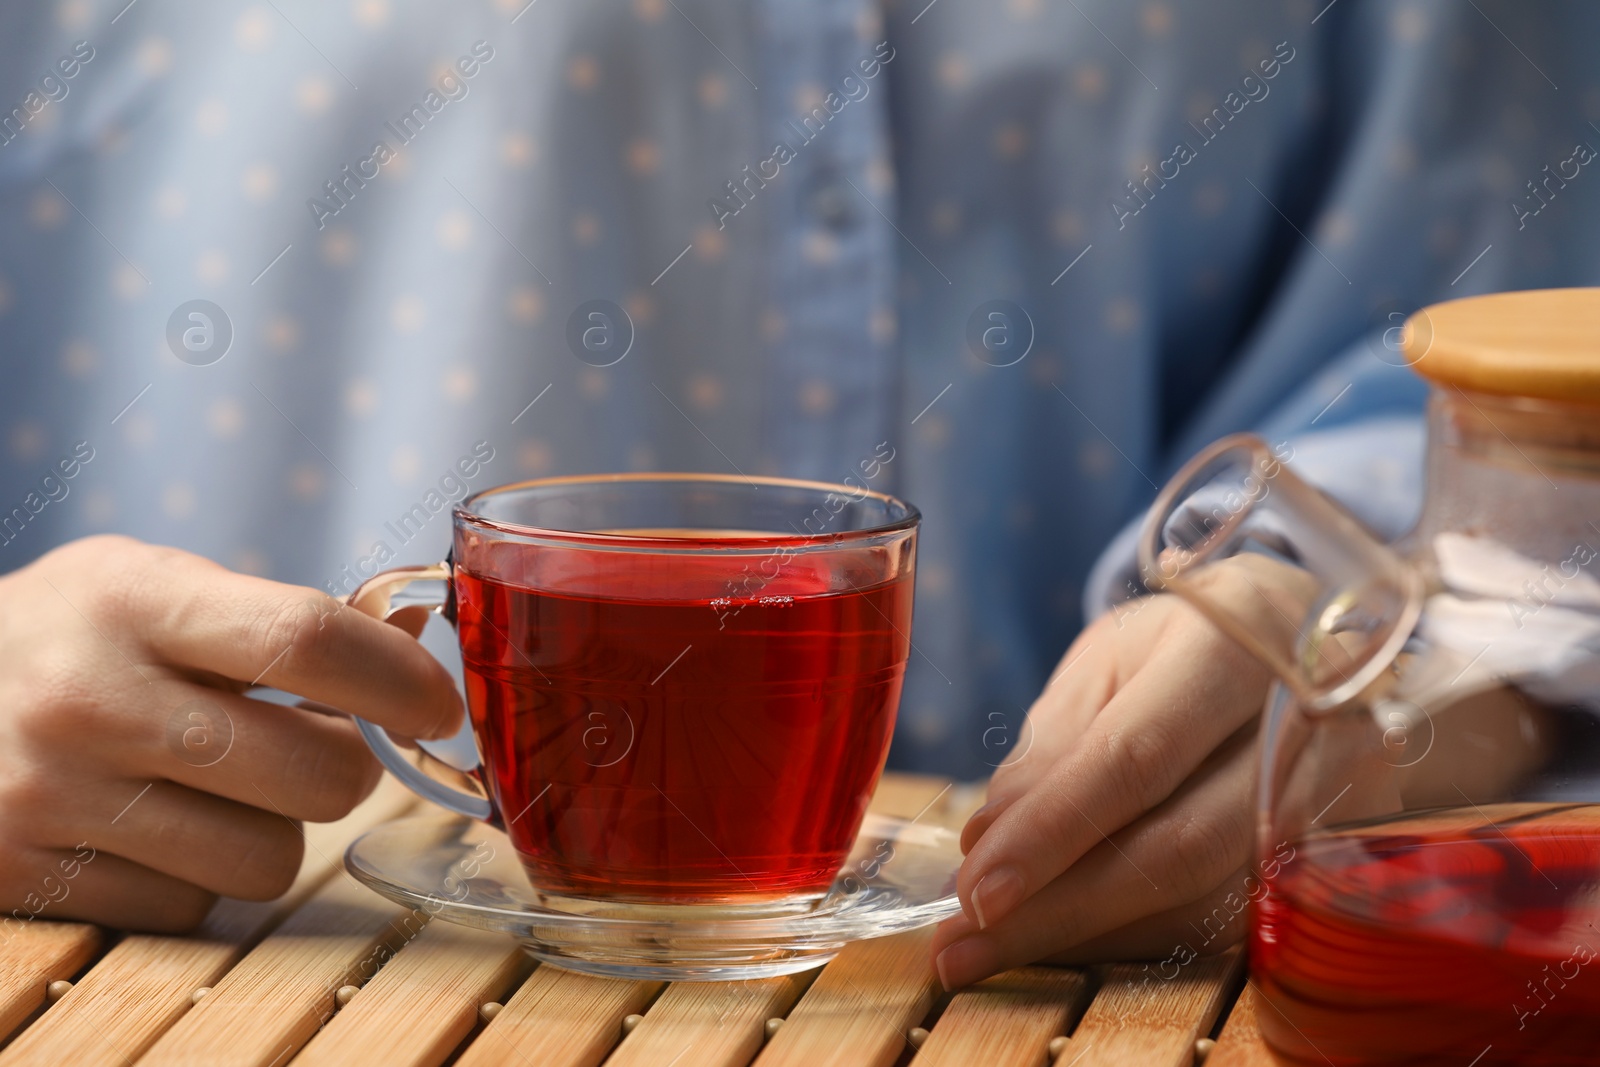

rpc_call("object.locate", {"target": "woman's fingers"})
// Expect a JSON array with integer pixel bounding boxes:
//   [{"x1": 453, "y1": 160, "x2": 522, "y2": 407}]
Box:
[
  {"x1": 0, "y1": 536, "x2": 425, "y2": 933},
  {"x1": 937, "y1": 724, "x2": 1257, "y2": 988},
  {"x1": 16, "y1": 667, "x2": 384, "y2": 824},
  {"x1": 118, "y1": 543, "x2": 462, "y2": 740},
  {"x1": 2, "y1": 846, "x2": 218, "y2": 932},
  {"x1": 962, "y1": 602, "x2": 1172, "y2": 854},
  {"x1": 957, "y1": 802, "x2": 1005, "y2": 857},
  {"x1": 41, "y1": 779, "x2": 306, "y2": 901},
  {"x1": 150, "y1": 690, "x2": 382, "y2": 822},
  {"x1": 962, "y1": 633, "x2": 1115, "y2": 853},
  {"x1": 956, "y1": 603, "x2": 1269, "y2": 933},
  {"x1": 991, "y1": 630, "x2": 1116, "y2": 792},
  {"x1": 1041, "y1": 864, "x2": 1258, "y2": 965}
]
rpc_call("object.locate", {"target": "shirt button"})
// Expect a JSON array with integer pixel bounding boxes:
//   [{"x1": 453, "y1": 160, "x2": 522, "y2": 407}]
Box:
[{"x1": 805, "y1": 172, "x2": 857, "y2": 230}]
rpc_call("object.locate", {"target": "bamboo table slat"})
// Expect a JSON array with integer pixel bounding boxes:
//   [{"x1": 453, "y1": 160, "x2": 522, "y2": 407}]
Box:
[
  {"x1": 912, "y1": 966, "x2": 1094, "y2": 1067},
  {"x1": 755, "y1": 925, "x2": 941, "y2": 1067},
  {"x1": 1207, "y1": 982, "x2": 1278, "y2": 1067},
  {"x1": 138, "y1": 874, "x2": 423, "y2": 1067},
  {"x1": 1065, "y1": 950, "x2": 1244, "y2": 1067},
  {"x1": 0, "y1": 774, "x2": 1265, "y2": 1066},
  {"x1": 0, "y1": 922, "x2": 101, "y2": 1042},
  {"x1": 454, "y1": 965, "x2": 661, "y2": 1067},
  {"x1": 607, "y1": 970, "x2": 812, "y2": 1067},
  {"x1": 293, "y1": 919, "x2": 532, "y2": 1067}
]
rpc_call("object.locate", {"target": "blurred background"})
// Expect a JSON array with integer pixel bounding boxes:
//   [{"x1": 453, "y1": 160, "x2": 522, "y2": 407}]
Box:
[{"x1": 1, "y1": 0, "x2": 1597, "y2": 776}]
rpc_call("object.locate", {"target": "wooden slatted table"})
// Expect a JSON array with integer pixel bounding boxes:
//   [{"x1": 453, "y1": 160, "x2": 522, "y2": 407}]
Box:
[{"x1": 0, "y1": 774, "x2": 1275, "y2": 1066}]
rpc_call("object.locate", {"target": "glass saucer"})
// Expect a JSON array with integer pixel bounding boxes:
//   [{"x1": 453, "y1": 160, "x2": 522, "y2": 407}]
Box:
[{"x1": 344, "y1": 811, "x2": 963, "y2": 981}]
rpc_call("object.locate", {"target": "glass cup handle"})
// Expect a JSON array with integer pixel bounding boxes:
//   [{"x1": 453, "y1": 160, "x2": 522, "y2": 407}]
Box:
[{"x1": 346, "y1": 561, "x2": 496, "y2": 822}]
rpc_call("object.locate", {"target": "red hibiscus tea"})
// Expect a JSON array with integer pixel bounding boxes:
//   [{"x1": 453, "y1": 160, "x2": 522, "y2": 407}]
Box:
[
  {"x1": 446, "y1": 475, "x2": 919, "y2": 908},
  {"x1": 1253, "y1": 804, "x2": 1600, "y2": 1066},
  {"x1": 456, "y1": 563, "x2": 910, "y2": 902}
]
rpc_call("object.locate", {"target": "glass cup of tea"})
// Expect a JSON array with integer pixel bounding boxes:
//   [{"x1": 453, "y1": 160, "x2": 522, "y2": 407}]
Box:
[{"x1": 345, "y1": 473, "x2": 919, "y2": 918}]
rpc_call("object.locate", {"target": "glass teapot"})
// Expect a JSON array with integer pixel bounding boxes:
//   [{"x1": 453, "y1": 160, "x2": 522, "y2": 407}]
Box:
[{"x1": 1138, "y1": 288, "x2": 1600, "y2": 1066}]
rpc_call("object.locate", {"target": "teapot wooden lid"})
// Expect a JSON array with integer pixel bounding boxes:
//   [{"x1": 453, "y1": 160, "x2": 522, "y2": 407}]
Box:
[{"x1": 1403, "y1": 287, "x2": 1600, "y2": 402}]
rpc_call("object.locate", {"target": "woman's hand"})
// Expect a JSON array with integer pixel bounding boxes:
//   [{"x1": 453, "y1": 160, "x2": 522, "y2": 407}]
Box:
[
  {"x1": 0, "y1": 535, "x2": 462, "y2": 931},
  {"x1": 933, "y1": 575, "x2": 1282, "y2": 988}
]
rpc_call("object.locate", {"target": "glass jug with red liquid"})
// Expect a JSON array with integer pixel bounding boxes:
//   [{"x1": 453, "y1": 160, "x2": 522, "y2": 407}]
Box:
[{"x1": 1138, "y1": 288, "x2": 1600, "y2": 1066}]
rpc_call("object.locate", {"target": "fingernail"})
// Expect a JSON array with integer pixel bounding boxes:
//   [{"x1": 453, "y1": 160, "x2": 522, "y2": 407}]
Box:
[
  {"x1": 931, "y1": 912, "x2": 975, "y2": 956},
  {"x1": 935, "y1": 935, "x2": 1000, "y2": 992},
  {"x1": 967, "y1": 799, "x2": 1003, "y2": 824},
  {"x1": 971, "y1": 867, "x2": 1024, "y2": 931},
  {"x1": 960, "y1": 800, "x2": 1006, "y2": 855}
]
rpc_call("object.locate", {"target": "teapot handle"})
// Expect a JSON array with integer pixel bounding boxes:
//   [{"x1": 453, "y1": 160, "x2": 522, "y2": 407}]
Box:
[{"x1": 1137, "y1": 434, "x2": 1423, "y2": 714}]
